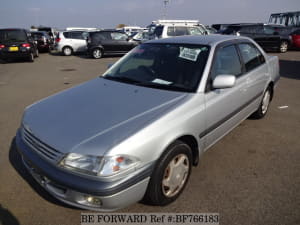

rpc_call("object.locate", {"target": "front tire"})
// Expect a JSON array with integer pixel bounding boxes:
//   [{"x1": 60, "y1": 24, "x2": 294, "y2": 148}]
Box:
[
  {"x1": 279, "y1": 41, "x2": 288, "y2": 53},
  {"x1": 251, "y1": 88, "x2": 271, "y2": 119},
  {"x1": 143, "y1": 140, "x2": 192, "y2": 206}
]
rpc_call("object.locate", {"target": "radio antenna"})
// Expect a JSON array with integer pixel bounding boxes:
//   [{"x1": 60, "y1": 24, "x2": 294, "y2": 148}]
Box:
[{"x1": 163, "y1": 0, "x2": 170, "y2": 19}]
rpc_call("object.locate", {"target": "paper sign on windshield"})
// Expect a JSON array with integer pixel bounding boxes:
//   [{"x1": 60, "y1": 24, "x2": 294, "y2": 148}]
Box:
[{"x1": 179, "y1": 47, "x2": 201, "y2": 62}]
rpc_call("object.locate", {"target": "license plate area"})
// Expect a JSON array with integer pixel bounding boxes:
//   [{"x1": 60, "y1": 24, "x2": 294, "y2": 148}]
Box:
[{"x1": 9, "y1": 46, "x2": 19, "y2": 51}]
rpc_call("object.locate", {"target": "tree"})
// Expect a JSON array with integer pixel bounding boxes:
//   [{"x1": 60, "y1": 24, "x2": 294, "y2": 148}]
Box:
[{"x1": 116, "y1": 24, "x2": 126, "y2": 29}]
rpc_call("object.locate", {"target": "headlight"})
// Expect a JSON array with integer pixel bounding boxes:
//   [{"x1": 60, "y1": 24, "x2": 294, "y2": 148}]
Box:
[
  {"x1": 60, "y1": 153, "x2": 139, "y2": 177},
  {"x1": 60, "y1": 153, "x2": 102, "y2": 175}
]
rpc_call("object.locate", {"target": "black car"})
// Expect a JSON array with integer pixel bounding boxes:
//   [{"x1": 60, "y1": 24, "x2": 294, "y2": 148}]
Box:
[
  {"x1": 31, "y1": 31, "x2": 53, "y2": 52},
  {"x1": 221, "y1": 23, "x2": 292, "y2": 53},
  {"x1": 87, "y1": 30, "x2": 138, "y2": 59},
  {"x1": 0, "y1": 28, "x2": 39, "y2": 62}
]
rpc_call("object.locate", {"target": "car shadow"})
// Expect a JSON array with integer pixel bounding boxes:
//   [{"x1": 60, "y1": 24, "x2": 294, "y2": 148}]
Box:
[
  {"x1": 279, "y1": 59, "x2": 300, "y2": 80},
  {"x1": 0, "y1": 58, "x2": 30, "y2": 64},
  {"x1": 8, "y1": 137, "x2": 80, "y2": 211},
  {"x1": 0, "y1": 205, "x2": 20, "y2": 225}
]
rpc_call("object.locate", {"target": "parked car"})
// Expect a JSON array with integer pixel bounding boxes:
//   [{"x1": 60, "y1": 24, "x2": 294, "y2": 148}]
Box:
[
  {"x1": 87, "y1": 30, "x2": 138, "y2": 59},
  {"x1": 148, "y1": 20, "x2": 207, "y2": 39},
  {"x1": 130, "y1": 30, "x2": 150, "y2": 44},
  {"x1": 290, "y1": 29, "x2": 300, "y2": 48},
  {"x1": 116, "y1": 26, "x2": 144, "y2": 36},
  {"x1": 31, "y1": 31, "x2": 53, "y2": 52},
  {"x1": 16, "y1": 35, "x2": 279, "y2": 211},
  {"x1": 37, "y1": 27, "x2": 56, "y2": 42},
  {"x1": 0, "y1": 28, "x2": 39, "y2": 62},
  {"x1": 55, "y1": 30, "x2": 88, "y2": 56},
  {"x1": 221, "y1": 23, "x2": 292, "y2": 53},
  {"x1": 205, "y1": 26, "x2": 217, "y2": 34}
]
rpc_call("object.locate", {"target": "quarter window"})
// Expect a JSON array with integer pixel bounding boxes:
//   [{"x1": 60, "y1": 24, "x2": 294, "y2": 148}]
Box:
[
  {"x1": 238, "y1": 43, "x2": 265, "y2": 72},
  {"x1": 210, "y1": 45, "x2": 242, "y2": 80}
]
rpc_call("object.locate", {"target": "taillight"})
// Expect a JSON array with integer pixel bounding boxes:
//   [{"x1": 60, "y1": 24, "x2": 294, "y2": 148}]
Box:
[
  {"x1": 55, "y1": 38, "x2": 61, "y2": 43},
  {"x1": 0, "y1": 44, "x2": 5, "y2": 49},
  {"x1": 22, "y1": 43, "x2": 31, "y2": 48}
]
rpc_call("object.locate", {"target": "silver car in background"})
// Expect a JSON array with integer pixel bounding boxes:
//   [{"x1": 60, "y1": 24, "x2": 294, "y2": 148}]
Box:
[
  {"x1": 55, "y1": 30, "x2": 89, "y2": 56},
  {"x1": 16, "y1": 35, "x2": 279, "y2": 211}
]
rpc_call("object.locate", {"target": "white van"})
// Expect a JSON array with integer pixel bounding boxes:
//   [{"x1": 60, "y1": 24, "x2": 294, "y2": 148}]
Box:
[{"x1": 148, "y1": 20, "x2": 208, "y2": 39}]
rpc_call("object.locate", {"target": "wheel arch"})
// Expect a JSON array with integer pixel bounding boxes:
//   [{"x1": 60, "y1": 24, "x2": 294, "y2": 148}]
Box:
[
  {"x1": 62, "y1": 45, "x2": 73, "y2": 51},
  {"x1": 157, "y1": 134, "x2": 200, "y2": 167}
]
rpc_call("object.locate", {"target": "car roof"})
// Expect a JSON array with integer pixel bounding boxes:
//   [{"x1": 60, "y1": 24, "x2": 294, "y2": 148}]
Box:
[{"x1": 146, "y1": 34, "x2": 251, "y2": 46}]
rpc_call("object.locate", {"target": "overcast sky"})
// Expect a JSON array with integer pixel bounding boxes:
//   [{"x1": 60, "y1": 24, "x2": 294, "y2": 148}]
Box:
[{"x1": 0, "y1": 0, "x2": 299, "y2": 29}]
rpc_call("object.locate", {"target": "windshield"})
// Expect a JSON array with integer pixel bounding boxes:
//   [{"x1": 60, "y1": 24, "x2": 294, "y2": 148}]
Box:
[
  {"x1": 0, "y1": 30, "x2": 27, "y2": 42},
  {"x1": 103, "y1": 43, "x2": 210, "y2": 92}
]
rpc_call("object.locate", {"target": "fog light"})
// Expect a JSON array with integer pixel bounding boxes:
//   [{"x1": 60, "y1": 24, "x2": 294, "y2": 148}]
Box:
[{"x1": 84, "y1": 196, "x2": 102, "y2": 207}]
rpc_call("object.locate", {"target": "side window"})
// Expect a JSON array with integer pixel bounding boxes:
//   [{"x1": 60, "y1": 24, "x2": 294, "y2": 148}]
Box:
[
  {"x1": 111, "y1": 32, "x2": 128, "y2": 41},
  {"x1": 254, "y1": 26, "x2": 264, "y2": 34},
  {"x1": 71, "y1": 32, "x2": 84, "y2": 39},
  {"x1": 167, "y1": 26, "x2": 175, "y2": 36},
  {"x1": 210, "y1": 45, "x2": 242, "y2": 80},
  {"x1": 188, "y1": 27, "x2": 203, "y2": 35},
  {"x1": 263, "y1": 26, "x2": 275, "y2": 35},
  {"x1": 238, "y1": 43, "x2": 265, "y2": 72},
  {"x1": 174, "y1": 27, "x2": 189, "y2": 36}
]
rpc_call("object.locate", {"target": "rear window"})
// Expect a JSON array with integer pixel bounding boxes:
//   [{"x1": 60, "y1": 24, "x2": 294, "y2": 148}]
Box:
[{"x1": 0, "y1": 29, "x2": 27, "y2": 42}]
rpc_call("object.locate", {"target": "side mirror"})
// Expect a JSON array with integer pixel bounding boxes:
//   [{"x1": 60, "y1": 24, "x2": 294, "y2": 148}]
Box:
[
  {"x1": 107, "y1": 63, "x2": 113, "y2": 69},
  {"x1": 212, "y1": 75, "x2": 236, "y2": 89}
]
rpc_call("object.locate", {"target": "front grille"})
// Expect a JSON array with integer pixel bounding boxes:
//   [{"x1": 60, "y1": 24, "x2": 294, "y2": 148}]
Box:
[{"x1": 22, "y1": 126, "x2": 64, "y2": 163}]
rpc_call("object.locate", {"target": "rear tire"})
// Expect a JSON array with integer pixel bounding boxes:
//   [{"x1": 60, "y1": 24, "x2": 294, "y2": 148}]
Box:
[
  {"x1": 28, "y1": 52, "x2": 34, "y2": 62},
  {"x1": 279, "y1": 41, "x2": 288, "y2": 53},
  {"x1": 143, "y1": 140, "x2": 192, "y2": 206},
  {"x1": 251, "y1": 87, "x2": 271, "y2": 119},
  {"x1": 92, "y1": 48, "x2": 103, "y2": 59},
  {"x1": 63, "y1": 46, "x2": 73, "y2": 56},
  {"x1": 35, "y1": 48, "x2": 39, "y2": 57}
]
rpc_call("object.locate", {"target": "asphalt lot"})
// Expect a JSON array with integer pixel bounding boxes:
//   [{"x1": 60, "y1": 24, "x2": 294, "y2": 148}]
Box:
[{"x1": 0, "y1": 51, "x2": 299, "y2": 225}]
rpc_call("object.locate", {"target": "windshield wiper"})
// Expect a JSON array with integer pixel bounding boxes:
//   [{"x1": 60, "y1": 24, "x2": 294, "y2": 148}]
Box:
[
  {"x1": 103, "y1": 75, "x2": 140, "y2": 84},
  {"x1": 138, "y1": 82, "x2": 191, "y2": 92}
]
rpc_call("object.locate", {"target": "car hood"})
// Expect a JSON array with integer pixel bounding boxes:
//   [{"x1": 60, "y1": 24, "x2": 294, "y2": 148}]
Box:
[{"x1": 22, "y1": 78, "x2": 188, "y2": 155}]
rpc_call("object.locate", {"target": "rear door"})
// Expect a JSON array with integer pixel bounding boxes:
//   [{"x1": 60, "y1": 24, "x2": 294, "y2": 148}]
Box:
[
  {"x1": 110, "y1": 32, "x2": 134, "y2": 52},
  {"x1": 70, "y1": 31, "x2": 86, "y2": 52},
  {"x1": 203, "y1": 43, "x2": 249, "y2": 149},
  {"x1": 96, "y1": 31, "x2": 116, "y2": 52},
  {"x1": 237, "y1": 42, "x2": 269, "y2": 108},
  {"x1": 262, "y1": 26, "x2": 280, "y2": 49}
]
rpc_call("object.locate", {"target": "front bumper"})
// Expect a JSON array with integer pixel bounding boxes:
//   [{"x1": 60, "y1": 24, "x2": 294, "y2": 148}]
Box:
[{"x1": 16, "y1": 130, "x2": 153, "y2": 211}]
